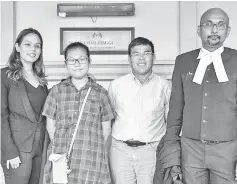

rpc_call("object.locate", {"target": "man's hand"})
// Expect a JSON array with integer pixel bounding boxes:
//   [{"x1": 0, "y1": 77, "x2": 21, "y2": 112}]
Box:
[
  {"x1": 6, "y1": 156, "x2": 21, "y2": 169},
  {"x1": 173, "y1": 173, "x2": 183, "y2": 182},
  {"x1": 171, "y1": 165, "x2": 183, "y2": 183}
]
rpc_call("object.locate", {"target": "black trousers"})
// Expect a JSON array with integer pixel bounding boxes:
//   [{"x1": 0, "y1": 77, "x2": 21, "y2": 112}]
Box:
[
  {"x1": 181, "y1": 137, "x2": 237, "y2": 184},
  {"x1": 2, "y1": 130, "x2": 43, "y2": 184}
]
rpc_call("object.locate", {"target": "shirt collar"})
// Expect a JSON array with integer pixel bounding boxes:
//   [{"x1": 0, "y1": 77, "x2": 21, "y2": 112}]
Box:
[
  {"x1": 62, "y1": 76, "x2": 100, "y2": 91},
  {"x1": 131, "y1": 71, "x2": 154, "y2": 84},
  {"x1": 197, "y1": 46, "x2": 224, "y2": 59}
]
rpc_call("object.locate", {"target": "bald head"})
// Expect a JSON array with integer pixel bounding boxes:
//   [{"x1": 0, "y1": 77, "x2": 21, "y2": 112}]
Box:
[
  {"x1": 198, "y1": 8, "x2": 231, "y2": 51},
  {"x1": 200, "y1": 8, "x2": 229, "y2": 25}
]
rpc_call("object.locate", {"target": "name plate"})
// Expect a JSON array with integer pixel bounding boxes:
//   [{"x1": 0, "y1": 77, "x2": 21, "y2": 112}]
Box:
[{"x1": 60, "y1": 27, "x2": 135, "y2": 55}]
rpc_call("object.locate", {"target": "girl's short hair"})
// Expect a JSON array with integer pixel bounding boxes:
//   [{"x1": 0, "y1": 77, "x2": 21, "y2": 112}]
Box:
[{"x1": 64, "y1": 42, "x2": 91, "y2": 63}]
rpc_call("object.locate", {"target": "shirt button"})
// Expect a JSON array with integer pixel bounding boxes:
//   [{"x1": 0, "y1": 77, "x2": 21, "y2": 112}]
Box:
[
  {"x1": 203, "y1": 106, "x2": 207, "y2": 109},
  {"x1": 202, "y1": 120, "x2": 207, "y2": 123},
  {"x1": 204, "y1": 93, "x2": 208, "y2": 96},
  {"x1": 206, "y1": 80, "x2": 209, "y2": 83}
]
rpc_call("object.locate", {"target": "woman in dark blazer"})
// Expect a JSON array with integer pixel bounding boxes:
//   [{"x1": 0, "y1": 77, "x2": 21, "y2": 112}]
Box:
[{"x1": 1, "y1": 28, "x2": 49, "y2": 184}]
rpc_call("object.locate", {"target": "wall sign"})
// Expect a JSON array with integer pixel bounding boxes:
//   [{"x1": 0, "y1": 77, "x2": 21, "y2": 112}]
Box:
[{"x1": 60, "y1": 27, "x2": 135, "y2": 55}]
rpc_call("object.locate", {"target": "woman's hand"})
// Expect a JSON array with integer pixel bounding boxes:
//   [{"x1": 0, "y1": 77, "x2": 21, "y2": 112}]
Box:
[
  {"x1": 6, "y1": 156, "x2": 21, "y2": 169},
  {"x1": 235, "y1": 163, "x2": 237, "y2": 180}
]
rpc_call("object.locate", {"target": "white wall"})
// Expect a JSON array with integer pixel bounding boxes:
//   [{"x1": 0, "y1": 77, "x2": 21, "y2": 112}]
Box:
[
  {"x1": 15, "y1": 1, "x2": 179, "y2": 63},
  {"x1": 1, "y1": 1, "x2": 237, "y2": 88},
  {"x1": 1, "y1": 1, "x2": 14, "y2": 64},
  {"x1": 13, "y1": 1, "x2": 180, "y2": 88}
]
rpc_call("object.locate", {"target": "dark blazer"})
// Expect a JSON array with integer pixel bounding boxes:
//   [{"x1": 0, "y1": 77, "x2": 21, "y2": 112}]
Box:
[
  {"x1": 160, "y1": 47, "x2": 237, "y2": 172},
  {"x1": 165, "y1": 47, "x2": 237, "y2": 142},
  {"x1": 1, "y1": 67, "x2": 48, "y2": 162}
]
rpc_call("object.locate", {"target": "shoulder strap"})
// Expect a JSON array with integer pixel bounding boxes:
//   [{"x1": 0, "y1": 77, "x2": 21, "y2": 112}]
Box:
[{"x1": 67, "y1": 87, "x2": 92, "y2": 157}]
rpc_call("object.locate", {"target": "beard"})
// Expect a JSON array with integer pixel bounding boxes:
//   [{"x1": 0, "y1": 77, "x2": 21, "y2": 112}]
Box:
[{"x1": 207, "y1": 35, "x2": 221, "y2": 46}]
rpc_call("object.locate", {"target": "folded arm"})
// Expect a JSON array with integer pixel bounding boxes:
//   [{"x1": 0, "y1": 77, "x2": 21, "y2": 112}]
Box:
[{"x1": 160, "y1": 56, "x2": 184, "y2": 182}]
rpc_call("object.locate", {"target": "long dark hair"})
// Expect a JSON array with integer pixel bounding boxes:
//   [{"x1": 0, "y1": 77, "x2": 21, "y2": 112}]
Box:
[{"x1": 6, "y1": 28, "x2": 47, "y2": 85}]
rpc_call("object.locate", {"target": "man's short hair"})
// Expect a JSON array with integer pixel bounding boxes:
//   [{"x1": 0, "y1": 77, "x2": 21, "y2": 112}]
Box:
[{"x1": 128, "y1": 37, "x2": 155, "y2": 55}]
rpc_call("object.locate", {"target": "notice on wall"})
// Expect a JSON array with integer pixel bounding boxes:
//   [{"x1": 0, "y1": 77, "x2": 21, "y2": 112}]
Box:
[{"x1": 60, "y1": 27, "x2": 135, "y2": 55}]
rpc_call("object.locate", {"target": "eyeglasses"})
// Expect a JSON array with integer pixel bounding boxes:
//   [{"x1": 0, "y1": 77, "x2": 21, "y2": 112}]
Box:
[
  {"x1": 65, "y1": 56, "x2": 88, "y2": 65},
  {"x1": 130, "y1": 51, "x2": 153, "y2": 59},
  {"x1": 200, "y1": 21, "x2": 228, "y2": 30}
]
